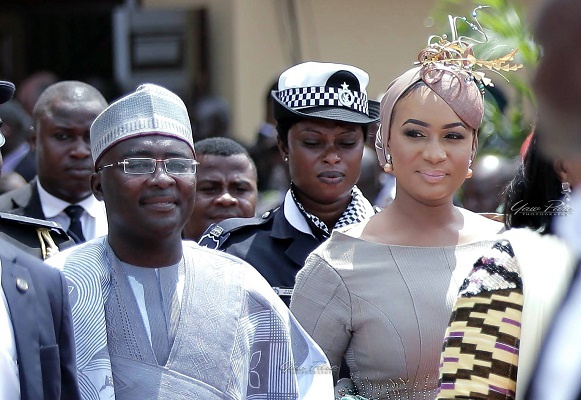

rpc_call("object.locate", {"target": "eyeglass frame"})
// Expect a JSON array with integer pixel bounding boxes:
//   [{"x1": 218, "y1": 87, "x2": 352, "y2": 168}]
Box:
[{"x1": 96, "y1": 157, "x2": 199, "y2": 175}]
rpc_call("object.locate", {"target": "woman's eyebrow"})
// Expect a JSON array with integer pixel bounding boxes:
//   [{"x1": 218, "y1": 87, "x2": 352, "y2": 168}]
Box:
[
  {"x1": 402, "y1": 118, "x2": 430, "y2": 127},
  {"x1": 442, "y1": 122, "x2": 467, "y2": 129}
]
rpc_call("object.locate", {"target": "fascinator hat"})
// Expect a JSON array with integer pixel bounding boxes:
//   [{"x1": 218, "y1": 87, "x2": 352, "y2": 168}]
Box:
[
  {"x1": 375, "y1": 6, "x2": 522, "y2": 168},
  {"x1": 272, "y1": 61, "x2": 380, "y2": 125},
  {"x1": 91, "y1": 83, "x2": 194, "y2": 164}
]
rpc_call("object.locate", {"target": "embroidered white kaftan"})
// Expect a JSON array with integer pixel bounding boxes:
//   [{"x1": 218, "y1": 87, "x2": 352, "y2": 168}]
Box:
[{"x1": 48, "y1": 238, "x2": 333, "y2": 400}]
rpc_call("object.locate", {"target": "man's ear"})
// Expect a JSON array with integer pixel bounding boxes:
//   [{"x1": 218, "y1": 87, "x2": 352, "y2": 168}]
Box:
[
  {"x1": 91, "y1": 173, "x2": 104, "y2": 201},
  {"x1": 29, "y1": 127, "x2": 37, "y2": 151}
]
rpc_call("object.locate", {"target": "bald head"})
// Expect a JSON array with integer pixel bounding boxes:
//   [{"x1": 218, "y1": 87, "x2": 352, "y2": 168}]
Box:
[
  {"x1": 31, "y1": 80, "x2": 108, "y2": 204},
  {"x1": 33, "y1": 81, "x2": 107, "y2": 125}
]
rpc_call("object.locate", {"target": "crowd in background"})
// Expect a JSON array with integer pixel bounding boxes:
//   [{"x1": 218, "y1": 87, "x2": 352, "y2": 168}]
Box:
[{"x1": 1, "y1": 0, "x2": 581, "y2": 399}]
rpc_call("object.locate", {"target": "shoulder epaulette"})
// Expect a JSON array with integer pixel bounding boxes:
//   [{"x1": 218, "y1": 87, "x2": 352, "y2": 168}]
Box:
[
  {"x1": 198, "y1": 207, "x2": 278, "y2": 249},
  {"x1": 0, "y1": 211, "x2": 67, "y2": 234}
]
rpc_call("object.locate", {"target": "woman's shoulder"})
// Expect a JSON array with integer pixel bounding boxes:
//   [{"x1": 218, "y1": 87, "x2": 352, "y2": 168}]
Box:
[
  {"x1": 315, "y1": 225, "x2": 371, "y2": 255},
  {"x1": 198, "y1": 208, "x2": 280, "y2": 250},
  {"x1": 458, "y1": 207, "x2": 505, "y2": 240},
  {"x1": 334, "y1": 219, "x2": 369, "y2": 237},
  {"x1": 307, "y1": 223, "x2": 377, "y2": 268}
]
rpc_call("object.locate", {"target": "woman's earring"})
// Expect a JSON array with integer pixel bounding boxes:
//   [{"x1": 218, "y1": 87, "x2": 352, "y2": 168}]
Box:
[
  {"x1": 466, "y1": 159, "x2": 473, "y2": 179},
  {"x1": 562, "y1": 181, "x2": 572, "y2": 203},
  {"x1": 383, "y1": 154, "x2": 393, "y2": 173},
  {"x1": 284, "y1": 156, "x2": 288, "y2": 162}
]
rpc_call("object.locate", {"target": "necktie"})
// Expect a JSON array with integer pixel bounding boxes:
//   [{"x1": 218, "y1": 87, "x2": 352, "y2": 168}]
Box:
[{"x1": 64, "y1": 205, "x2": 86, "y2": 243}]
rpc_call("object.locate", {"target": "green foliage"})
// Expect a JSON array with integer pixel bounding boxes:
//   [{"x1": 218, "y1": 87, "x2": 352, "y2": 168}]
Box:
[{"x1": 430, "y1": 0, "x2": 539, "y2": 158}]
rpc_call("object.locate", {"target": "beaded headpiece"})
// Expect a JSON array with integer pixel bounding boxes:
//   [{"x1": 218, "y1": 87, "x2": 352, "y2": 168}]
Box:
[{"x1": 375, "y1": 6, "x2": 523, "y2": 168}]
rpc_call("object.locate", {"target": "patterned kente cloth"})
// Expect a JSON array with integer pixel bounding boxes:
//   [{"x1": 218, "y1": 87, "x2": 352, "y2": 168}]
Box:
[
  {"x1": 437, "y1": 240, "x2": 523, "y2": 400},
  {"x1": 47, "y1": 237, "x2": 333, "y2": 399}
]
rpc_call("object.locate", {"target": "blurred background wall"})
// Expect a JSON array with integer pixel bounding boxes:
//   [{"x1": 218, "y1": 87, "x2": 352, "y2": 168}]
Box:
[{"x1": 0, "y1": 0, "x2": 543, "y2": 146}]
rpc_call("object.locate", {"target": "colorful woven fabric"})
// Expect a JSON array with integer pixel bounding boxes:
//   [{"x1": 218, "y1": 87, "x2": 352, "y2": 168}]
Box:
[{"x1": 437, "y1": 240, "x2": 523, "y2": 400}]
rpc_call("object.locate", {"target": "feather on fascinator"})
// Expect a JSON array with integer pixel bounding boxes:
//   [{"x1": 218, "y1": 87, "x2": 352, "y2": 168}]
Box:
[{"x1": 375, "y1": 6, "x2": 523, "y2": 168}]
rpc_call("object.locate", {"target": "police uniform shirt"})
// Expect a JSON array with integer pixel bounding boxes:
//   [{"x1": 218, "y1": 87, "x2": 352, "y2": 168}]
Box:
[
  {"x1": 0, "y1": 259, "x2": 20, "y2": 399},
  {"x1": 200, "y1": 190, "x2": 320, "y2": 303},
  {"x1": 37, "y1": 182, "x2": 108, "y2": 241},
  {"x1": 282, "y1": 190, "x2": 317, "y2": 237}
]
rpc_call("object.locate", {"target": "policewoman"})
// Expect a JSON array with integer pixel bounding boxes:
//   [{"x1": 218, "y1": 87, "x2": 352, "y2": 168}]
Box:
[{"x1": 200, "y1": 62, "x2": 379, "y2": 305}]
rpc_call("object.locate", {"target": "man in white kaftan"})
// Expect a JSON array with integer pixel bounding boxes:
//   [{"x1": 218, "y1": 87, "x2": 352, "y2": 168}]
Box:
[
  {"x1": 49, "y1": 239, "x2": 330, "y2": 400},
  {"x1": 47, "y1": 83, "x2": 332, "y2": 400}
]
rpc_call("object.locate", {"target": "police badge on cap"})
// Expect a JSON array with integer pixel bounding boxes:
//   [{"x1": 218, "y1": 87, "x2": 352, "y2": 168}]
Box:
[{"x1": 271, "y1": 61, "x2": 379, "y2": 125}]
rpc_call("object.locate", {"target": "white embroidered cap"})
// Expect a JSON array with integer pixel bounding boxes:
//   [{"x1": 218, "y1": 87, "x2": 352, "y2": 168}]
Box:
[{"x1": 90, "y1": 83, "x2": 194, "y2": 163}]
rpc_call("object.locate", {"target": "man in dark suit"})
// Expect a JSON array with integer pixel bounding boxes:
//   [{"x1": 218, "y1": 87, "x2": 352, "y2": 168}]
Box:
[
  {"x1": 0, "y1": 80, "x2": 109, "y2": 244},
  {"x1": 0, "y1": 80, "x2": 80, "y2": 399},
  {"x1": 524, "y1": 0, "x2": 581, "y2": 398},
  {"x1": 0, "y1": 81, "x2": 74, "y2": 259},
  {"x1": 1, "y1": 236, "x2": 80, "y2": 399}
]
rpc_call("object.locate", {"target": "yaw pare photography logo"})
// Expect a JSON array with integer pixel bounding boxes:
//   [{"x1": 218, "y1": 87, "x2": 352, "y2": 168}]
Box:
[{"x1": 510, "y1": 199, "x2": 573, "y2": 216}]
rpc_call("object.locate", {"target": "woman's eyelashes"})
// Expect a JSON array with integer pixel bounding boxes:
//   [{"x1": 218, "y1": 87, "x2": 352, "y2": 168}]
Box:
[
  {"x1": 402, "y1": 128, "x2": 466, "y2": 140},
  {"x1": 444, "y1": 132, "x2": 466, "y2": 140},
  {"x1": 301, "y1": 137, "x2": 359, "y2": 148},
  {"x1": 302, "y1": 140, "x2": 320, "y2": 148},
  {"x1": 403, "y1": 128, "x2": 425, "y2": 138}
]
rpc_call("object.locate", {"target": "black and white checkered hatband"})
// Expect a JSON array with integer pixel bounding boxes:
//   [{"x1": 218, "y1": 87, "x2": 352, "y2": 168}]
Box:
[{"x1": 277, "y1": 85, "x2": 369, "y2": 115}]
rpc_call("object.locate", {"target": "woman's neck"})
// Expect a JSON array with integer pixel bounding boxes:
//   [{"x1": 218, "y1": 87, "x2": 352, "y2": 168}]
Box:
[
  {"x1": 293, "y1": 189, "x2": 352, "y2": 229},
  {"x1": 363, "y1": 193, "x2": 465, "y2": 246},
  {"x1": 389, "y1": 194, "x2": 459, "y2": 228}
]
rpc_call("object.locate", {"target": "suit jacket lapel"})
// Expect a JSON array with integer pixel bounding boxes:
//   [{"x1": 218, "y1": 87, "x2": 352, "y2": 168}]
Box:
[
  {"x1": 5, "y1": 181, "x2": 45, "y2": 220},
  {"x1": 270, "y1": 208, "x2": 320, "y2": 268},
  {"x1": 22, "y1": 181, "x2": 46, "y2": 220},
  {"x1": 2, "y1": 253, "x2": 43, "y2": 400}
]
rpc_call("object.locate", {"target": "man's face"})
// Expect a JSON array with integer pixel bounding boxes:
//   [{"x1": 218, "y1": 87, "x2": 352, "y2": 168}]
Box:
[
  {"x1": 93, "y1": 134, "x2": 196, "y2": 244},
  {"x1": 33, "y1": 98, "x2": 105, "y2": 203},
  {"x1": 183, "y1": 153, "x2": 257, "y2": 241}
]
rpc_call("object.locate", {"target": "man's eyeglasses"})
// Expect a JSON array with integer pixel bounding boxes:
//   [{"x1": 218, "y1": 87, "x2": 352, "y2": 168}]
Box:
[{"x1": 96, "y1": 158, "x2": 199, "y2": 175}]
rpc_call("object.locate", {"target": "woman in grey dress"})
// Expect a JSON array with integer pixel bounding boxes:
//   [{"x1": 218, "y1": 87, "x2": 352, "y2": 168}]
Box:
[{"x1": 289, "y1": 12, "x2": 537, "y2": 400}]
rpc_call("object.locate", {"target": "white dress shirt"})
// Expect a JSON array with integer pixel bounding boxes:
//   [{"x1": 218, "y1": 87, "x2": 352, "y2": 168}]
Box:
[
  {"x1": 0, "y1": 259, "x2": 21, "y2": 399},
  {"x1": 282, "y1": 190, "x2": 315, "y2": 237},
  {"x1": 37, "y1": 182, "x2": 108, "y2": 241}
]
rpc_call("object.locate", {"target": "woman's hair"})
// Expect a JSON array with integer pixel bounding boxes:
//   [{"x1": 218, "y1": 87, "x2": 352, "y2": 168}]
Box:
[
  {"x1": 399, "y1": 80, "x2": 427, "y2": 102},
  {"x1": 503, "y1": 133, "x2": 562, "y2": 234},
  {"x1": 390, "y1": 80, "x2": 477, "y2": 137},
  {"x1": 275, "y1": 118, "x2": 368, "y2": 147}
]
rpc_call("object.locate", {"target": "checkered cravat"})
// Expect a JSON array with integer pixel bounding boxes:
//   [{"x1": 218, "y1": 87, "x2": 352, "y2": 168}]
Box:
[
  {"x1": 64, "y1": 205, "x2": 86, "y2": 244},
  {"x1": 290, "y1": 184, "x2": 375, "y2": 241}
]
